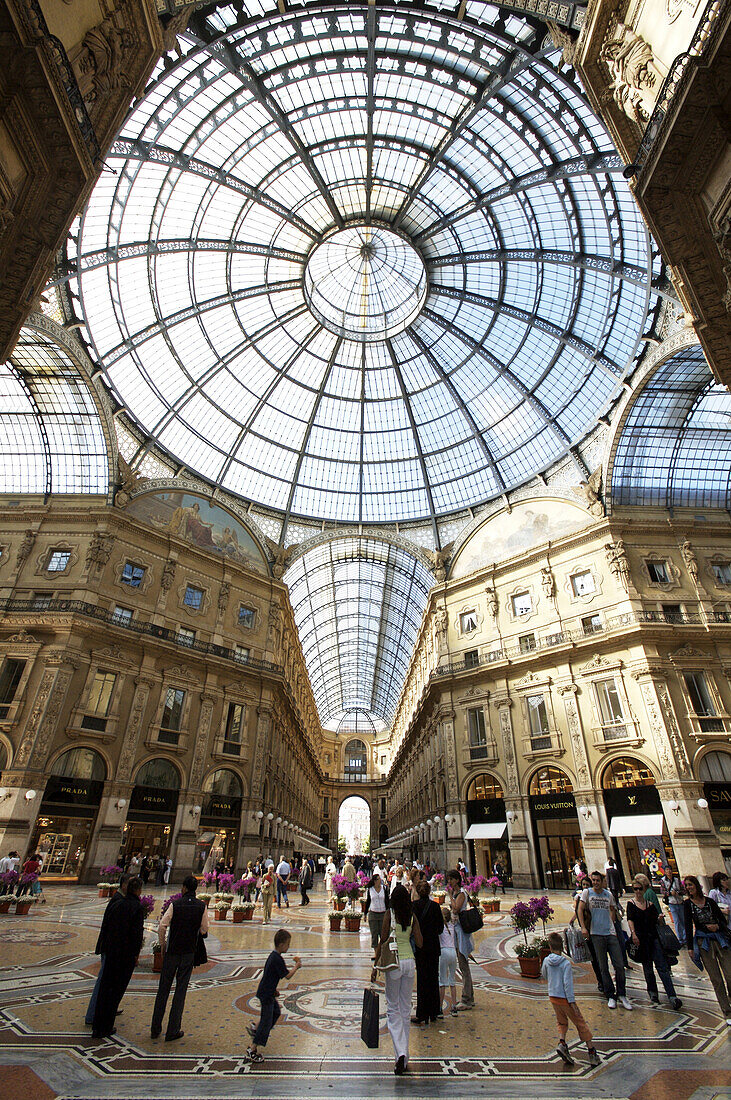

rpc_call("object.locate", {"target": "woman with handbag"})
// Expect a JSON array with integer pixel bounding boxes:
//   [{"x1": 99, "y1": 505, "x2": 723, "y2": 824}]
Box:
[
  {"x1": 371, "y1": 884, "x2": 423, "y2": 1075},
  {"x1": 626, "y1": 878, "x2": 682, "y2": 1010},
  {"x1": 683, "y1": 875, "x2": 731, "y2": 1024},
  {"x1": 412, "y1": 878, "x2": 444, "y2": 1025},
  {"x1": 446, "y1": 869, "x2": 475, "y2": 1010}
]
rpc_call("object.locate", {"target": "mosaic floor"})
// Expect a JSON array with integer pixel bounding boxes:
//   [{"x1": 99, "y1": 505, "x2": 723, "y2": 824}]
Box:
[{"x1": 0, "y1": 883, "x2": 729, "y2": 1099}]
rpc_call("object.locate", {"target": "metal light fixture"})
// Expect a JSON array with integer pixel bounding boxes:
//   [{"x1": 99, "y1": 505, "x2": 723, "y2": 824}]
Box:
[
  {"x1": 266, "y1": 811, "x2": 274, "y2": 820},
  {"x1": 668, "y1": 800, "x2": 680, "y2": 815},
  {"x1": 190, "y1": 804, "x2": 201, "y2": 817},
  {"x1": 697, "y1": 797, "x2": 709, "y2": 810},
  {"x1": 506, "y1": 810, "x2": 516, "y2": 823},
  {"x1": 115, "y1": 798, "x2": 127, "y2": 810},
  {"x1": 25, "y1": 789, "x2": 37, "y2": 801},
  {"x1": 579, "y1": 806, "x2": 591, "y2": 820},
  {"x1": 255, "y1": 810, "x2": 264, "y2": 820}
]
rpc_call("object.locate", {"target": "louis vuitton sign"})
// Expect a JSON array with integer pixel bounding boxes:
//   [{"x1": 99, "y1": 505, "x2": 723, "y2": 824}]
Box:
[{"x1": 603, "y1": 785, "x2": 662, "y2": 820}]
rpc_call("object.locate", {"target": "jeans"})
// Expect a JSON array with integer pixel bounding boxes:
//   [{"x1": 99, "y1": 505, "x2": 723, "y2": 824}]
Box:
[
  {"x1": 641, "y1": 937, "x2": 677, "y2": 1001},
  {"x1": 262, "y1": 892, "x2": 274, "y2": 922},
  {"x1": 368, "y1": 911, "x2": 385, "y2": 950},
  {"x1": 151, "y1": 951, "x2": 195, "y2": 1038},
  {"x1": 456, "y1": 946, "x2": 474, "y2": 1005},
  {"x1": 276, "y1": 880, "x2": 289, "y2": 907},
  {"x1": 300, "y1": 883, "x2": 309, "y2": 905},
  {"x1": 385, "y1": 958, "x2": 415, "y2": 1062},
  {"x1": 699, "y1": 940, "x2": 731, "y2": 1016},
  {"x1": 591, "y1": 933, "x2": 626, "y2": 998},
  {"x1": 668, "y1": 902, "x2": 685, "y2": 944},
  {"x1": 253, "y1": 996, "x2": 281, "y2": 1046},
  {"x1": 85, "y1": 954, "x2": 105, "y2": 1024}
]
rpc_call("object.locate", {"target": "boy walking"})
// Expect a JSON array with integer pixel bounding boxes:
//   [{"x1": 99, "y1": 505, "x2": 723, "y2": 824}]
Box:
[
  {"x1": 245, "y1": 929, "x2": 302, "y2": 1063},
  {"x1": 542, "y1": 932, "x2": 600, "y2": 1067}
]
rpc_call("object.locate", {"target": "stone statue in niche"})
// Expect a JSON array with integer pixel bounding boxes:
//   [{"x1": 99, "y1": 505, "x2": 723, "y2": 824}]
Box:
[
  {"x1": 217, "y1": 582, "x2": 230, "y2": 614},
  {"x1": 681, "y1": 540, "x2": 701, "y2": 586},
  {"x1": 600, "y1": 23, "x2": 663, "y2": 126},
  {"x1": 485, "y1": 585, "x2": 499, "y2": 619},
  {"x1": 160, "y1": 558, "x2": 176, "y2": 593},
  {"x1": 605, "y1": 539, "x2": 631, "y2": 593},
  {"x1": 541, "y1": 566, "x2": 556, "y2": 602},
  {"x1": 85, "y1": 532, "x2": 114, "y2": 571},
  {"x1": 16, "y1": 530, "x2": 35, "y2": 571},
  {"x1": 72, "y1": 9, "x2": 137, "y2": 112}
]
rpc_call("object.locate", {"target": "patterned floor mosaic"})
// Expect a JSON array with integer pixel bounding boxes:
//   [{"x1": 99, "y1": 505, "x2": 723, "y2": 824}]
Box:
[{"x1": 0, "y1": 884, "x2": 729, "y2": 1098}]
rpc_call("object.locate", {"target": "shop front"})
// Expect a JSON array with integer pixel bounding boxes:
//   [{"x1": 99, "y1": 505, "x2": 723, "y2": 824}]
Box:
[
  {"x1": 602, "y1": 757, "x2": 676, "y2": 885},
  {"x1": 702, "y1": 783, "x2": 731, "y2": 877},
  {"x1": 529, "y1": 767, "x2": 583, "y2": 891},
  {"x1": 31, "y1": 748, "x2": 106, "y2": 880},
  {"x1": 195, "y1": 769, "x2": 242, "y2": 872},
  {"x1": 125, "y1": 787, "x2": 179, "y2": 864},
  {"x1": 464, "y1": 773, "x2": 509, "y2": 880}
]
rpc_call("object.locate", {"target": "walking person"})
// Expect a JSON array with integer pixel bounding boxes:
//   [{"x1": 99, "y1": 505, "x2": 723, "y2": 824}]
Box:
[
  {"x1": 299, "y1": 858, "x2": 312, "y2": 906},
  {"x1": 85, "y1": 873, "x2": 131, "y2": 1026},
  {"x1": 245, "y1": 928, "x2": 302, "y2": 1063},
  {"x1": 261, "y1": 863, "x2": 275, "y2": 924},
  {"x1": 364, "y1": 872, "x2": 388, "y2": 958},
  {"x1": 151, "y1": 875, "x2": 208, "y2": 1042},
  {"x1": 446, "y1": 869, "x2": 475, "y2": 1010},
  {"x1": 605, "y1": 858, "x2": 623, "y2": 903},
  {"x1": 438, "y1": 906, "x2": 458, "y2": 1016},
  {"x1": 578, "y1": 870, "x2": 632, "y2": 1010},
  {"x1": 660, "y1": 870, "x2": 686, "y2": 943},
  {"x1": 683, "y1": 874, "x2": 731, "y2": 1024},
  {"x1": 275, "y1": 856, "x2": 291, "y2": 909},
  {"x1": 627, "y1": 877, "x2": 682, "y2": 1010},
  {"x1": 371, "y1": 884, "x2": 423, "y2": 1075},
  {"x1": 492, "y1": 859, "x2": 506, "y2": 895},
  {"x1": 92, "y1": 876, "x2": 144, "y2": 1038},
  {"x1": 412, "y1": 878, "x2": 443, "y2": 1025},
  {"x1": 709, "y1": 872, "x2": 731, "y2": 919},
  {"x1": 542, "y1": 932, "x2": 601, "y2": 1066}
]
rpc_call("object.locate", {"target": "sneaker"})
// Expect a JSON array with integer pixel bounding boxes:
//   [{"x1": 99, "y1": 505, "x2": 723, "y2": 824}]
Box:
[
  {"x1": 556, "y1": 1040, "x2": 575, "y2": 1066},
  {"x1": 670, "y1": 998, "x2": 683, "y2": 1011},
  {"x1": 246, "y1": 1023, "x2": 257, "y2": 1040},
  {"x1": 607, "y1": 997, "x2": 617, "y2": 1010},
  {"x1": 619, "y1": 996, "x2": 633, "y2": 1011},
  {"x1": 455, "y1": 1002, "x2": 473, "y2": 1011},
  {"x1": 245, "y1": 1048, "x2": 263, "y2": 1064},
  {"x1": 587, "y1": 1048, "x2": 601, "y2": 1067},
  {"x1": 450, "y1": 1008, "x2": 459, "y2": 1017}
]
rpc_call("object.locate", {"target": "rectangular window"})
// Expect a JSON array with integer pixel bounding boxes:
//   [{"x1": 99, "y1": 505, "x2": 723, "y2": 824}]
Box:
[
  {"x1": 238, "y1": 606, "x2": 256, "y2": 629},
  {"x1": 234, "y1": 645, "x2": 249, "y2": 663},
  {"x1": 87, "y1": 671, "x2": 116, "y2": 715},
  {"x1": 111, "y1": 605, "x2": 133, "y2": 626},
  {"x1": 571, "y1": 570, "x2": 595, "y2": 596},
  {"x1": 526, "y1": 694, "x2": 551, "y2": 750},
  {"x1": 594, "y1": 677, "x2": 626, "y2": 739},
  {"x1": 467, "y1": 707, "x2": 487, "y2": 759},
  {"x1": 711, "y1": 561, "x2": 731, "y2": 585},
  {"x1": 646, "y1": 560, "x2": 670, "y2": 583},
  {"x1": 121, "y1": 561, "x2": 145, "y2": 588},
  {"x1": 519, "y1": 632, "x2": 536, "y2": 653},
  {"x1": 0, "y1": 658, "x2": 25, "y2": 718},
  {"x1": 46, "y1": 549, "x2": 70, "y2": 572},
  {"x1": 380, "y1": 755, "x2": 386, "y2": 766},
  {"x1": 177, "y1": 627, "x2": 195, "y2": 647},
  {"x1": 380, "y1": 797, "x2": 386, "y2": 817},
  {"x1": 464, "y1": 648, "x2": 479, "y2": 667},
  {"x1": 223, "y1": 702, "x2": 244, "y2": 755},
  {"x1": 684, "y1": 672, "x2": 724, "y2": 731},
  {"x1": 323, "y1": 796, "x2": 329, "y2": 816},
  {"x1": 512, "y1": 591, "x2": 532, "y2": 616},
  {"x1": 183, "y1": 584, "x2": 203, "y2": 610},
  {"x1": 159, "y1": 687, "x2": 185, "y2": 744},
  {"x1": 460, "y1": 610, "x2": 478, "y2": 634},
  {"x1": 582, "y1": 613, "x2": 602, "y2": 634}
]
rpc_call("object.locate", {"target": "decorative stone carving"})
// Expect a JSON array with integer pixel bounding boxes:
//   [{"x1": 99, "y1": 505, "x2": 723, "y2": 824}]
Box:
[
  {"x1": 217, "y1": 581, "x2": 230, "y2": 616},
  {"x1": 492, "y1": 696, "x2": 518, "y2": 794},
  {"x1": 189, "y1": 694, "x2": 217, "y2": 789},
  {"x1": 264, "y1": 537, "x2": 299, "y2": 579},
  {"x1": 680, "y1": 540, "x2": 702, "y2": 587},
  {"x1": 251, "y1": 708, "x2": 272, "y2": 798},
  {"x1": 115, "y1": 455, "x2": 147, "y2": 507},
  {"x1": 600, "y1": 23, "x2": 663, "y2": 126},
  {"x1": 485, "y1": 585, "x2": 499, "y2": 619},
  {"x1": 427, "y1": 542, "x2": 454, "y2": 582},
  {"x1": 557, "y1": 683, "x2": 591, "y2": 788},
  {"x1": 5, "y1": 631, "x2": 37, "y2": 644},
  {"x1": 655, "y1": 680, "x2": 691, "y2": 778},
  {"x1": 547, "y1": 20, "x2": 578, "y2": 66},
  {"x1": 605, "y1": 539, "x2": 631, "y2": 593},
  {"x1": 540, "y1": 566, "x2": 556, "y2": 602},
  {"x1": 572, "y1": 467, "x2": 604, "y2": 516},
  {"x1": 160, "y1": 558, "x2": 176, "y2": 593},
  {"x1": 85, "y1": 532, "x2": 114, "y2": 572},
  {"x1": 116, "y1": 678, "x2": 153, "y2": 782},
  {"x1": 72, "y1": 8, "x2": 137, "y2": 112},
  {"x1": 636, "y1": 676, "x2": 675, "y2": 780},
  {"x1": 14, "y1": 663, "x2": 74, "y2": 770},
  {"x1": 15, "y1": 530, "x2": 35, "y2": 571}
]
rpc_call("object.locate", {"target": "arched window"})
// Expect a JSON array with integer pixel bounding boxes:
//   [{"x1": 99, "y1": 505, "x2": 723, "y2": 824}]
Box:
[
  {"x1": 134, "y1": 758, "x2": 180, "y2": 789},
  {"x1": 50, "y1": 747, "x2": 106, "y2": 782},
  {"x1": 530, "y1": 766, "x2": 573, "y2": 795},
  {"x1": 698, "y1": 751, "x2": 731, "y2": 783},
  {"x1": 467, "y1": 773, "x2": 504, "y2": 801},
  {"x1": 602, "y1": 757, "x2": 656, "y2": 789},
  {"x1": 344, "y1": 739, "x2": 368, "y2": 782},
  {"x1": 203, "y1": 769, "x2": 243, "y2": 798}
]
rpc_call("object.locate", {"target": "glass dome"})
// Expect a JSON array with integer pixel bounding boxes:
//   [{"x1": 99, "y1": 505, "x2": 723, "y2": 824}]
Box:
[{"x1": 65, "y1": 0, "x2": 661, "y2": 526}]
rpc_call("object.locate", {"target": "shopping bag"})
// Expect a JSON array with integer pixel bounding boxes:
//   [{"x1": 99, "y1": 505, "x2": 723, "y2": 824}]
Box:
[
  {"x1": 565, "y1": 924, "x2": 589, "y2": 963},
  {"x1": 459, "y1": 904, "x2": 484, "y2": 934},
  {"x1": 193, "y1": 932, "x2": 208, "y2": 967},
  {"x1": 361, "y1": 987, "x2": 380, "y2": 1049}
]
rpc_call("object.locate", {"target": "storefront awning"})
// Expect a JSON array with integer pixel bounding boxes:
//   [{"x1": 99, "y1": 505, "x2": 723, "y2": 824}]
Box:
[
  {"x1": 465, "y1": 822, "x2": 507, "y2": 840},
  {"x1": 609, "y1": 814, "x2": 664, "y2": 837}
]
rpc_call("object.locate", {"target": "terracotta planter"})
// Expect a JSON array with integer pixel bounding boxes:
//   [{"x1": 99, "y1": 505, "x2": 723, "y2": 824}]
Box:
[
  {"x1": 153, "y1": 952, "x2": 163, "y2": 973},
  {"x1": 359, "y1": 898, "x2": 367, "y2": 912},
  {"x1": 0, "y1": 900, "x2": 11, "y2": 914},
  {"x1": 335, "y1": 898, "x2": 346, "y2": 911},
  {"x1": 517, "y1": 955, "x2": 541, "y2": 979},
  {"x1": 329, "y1": 918, "x2": 343, "y2": 932},
  {"x1": 345, "y1": 918, "x2": 361, "y2": 932},
  {"x1": 539, "y1": 948, "x2": 550, "y2": 965},
  {"x1": 232, "y1": 909, "x2": 244, "y2": 923},
  {"x1": 214, "y1": 909, "x2": 229, "y2": 922},
  {"x1": 493, "y1": 900, "x2": 501, "y2": 912},
  {"x1": 15, "y1": 902, "x2": 32, "y2": 916},
  {"x1": 432, "y1": 893, "x2": 445, "y2": 904},
  {"x1": 242, "y1": 908, "x2": 254, "y2": 921},
  {"x1": 98, "y1": 888, "x2": 110, "y2": 898},
  {"x1": 481, "y1": 899, "x2": 491, "y2": 912}
]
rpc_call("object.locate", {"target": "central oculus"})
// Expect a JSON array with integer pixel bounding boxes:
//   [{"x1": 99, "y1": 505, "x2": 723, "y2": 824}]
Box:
[{"x1": 303, "y1": 225, "x2": 428, "y2": 342}]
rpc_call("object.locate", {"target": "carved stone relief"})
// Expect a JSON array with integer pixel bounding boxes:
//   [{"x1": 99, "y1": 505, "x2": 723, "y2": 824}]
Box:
[
  {"x1": 635, "y1": 676, "x2": 675, "y2": 780},
  {"x1": 116, "y1": 678, "x2": 153, "y2": 783},
  {"x1": 189, "y1": 695, "x2": 216, "y2": 789},
  {"x1": 557, "y1": 684, "x2": 591, "y2": 788},
  {"x1": 493, "y1": 697, "x2": 519, "y2": 794}
]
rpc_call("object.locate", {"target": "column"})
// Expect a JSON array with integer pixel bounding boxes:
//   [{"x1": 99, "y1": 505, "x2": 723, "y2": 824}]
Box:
[
  {"x1": 492, "y1": 695, "x2": 533, "y2": 887},
  {"x1": 557, "y1": 682, "x2": 610, "y2": 870}
]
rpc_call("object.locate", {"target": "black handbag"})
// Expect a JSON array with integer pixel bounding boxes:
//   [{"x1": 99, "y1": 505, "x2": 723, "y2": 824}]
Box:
[
  {"x1": 656, "y1": 921, "x2": 682, "y2": 956},
  {"x1": 459, "y1": 903, "x2": 484, "y2": 935},
  {"x1": 627, "y1": 938, "x2": 641, "y2": 961},
  {"x1": 361, "y1": 987, "x2": 379, "y2": 1049},
  {"x1": 193, "y1": 932, "x2": 208, "y2": 967}
]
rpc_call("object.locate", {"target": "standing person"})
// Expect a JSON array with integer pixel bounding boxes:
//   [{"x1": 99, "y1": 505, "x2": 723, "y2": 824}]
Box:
[
  {"x1": 342, "y1": 855, "x2": 356, "y2": 886},
  {"x1": 128, "y1": 852, "x2": 141, "y2": 877},
  {"x1": 324, "y1": 856, "x2": 336, "y2": 902},
  {"x1": 17, "y1": 852, "x2": 41, "y2": 896},
  {"x1": 542, "y1": 932, "x2": 601, "y2": 1067},
  {"x1": 299, "y1": 858, "x2": 312, "y2": 906},
  {"x1": 446, "y1": 869, "x2": 475, "y2": 1010},
  {"x1": 0, "y1": 851, "x2": 19, "y2": 895},
  {"x1": 92, "y1": 876, "x2": 144, "y2": 1038},
  {"x1": 626, "y1": 877, "x2": 682, "y2": 1010},
  {"x1": 364, "y1": 872, "x2": 388, "y2": 958},
  {"x1": 605, "y1": 858, "x2": 623, "y2": 903},
  {"x1": 371, "y1": 884, "x2": 423, "y2": 1076},
  {"x1": 275, "y1": 855, "x2": 291, "y2": 909},
  {"x1": 261, "y1": 863, "x2": 275, "y2": 924},
  {"x1": 140, "y1": 855, "x2": 150, "y2": 885},
  {"x1": 635, "y1": 872, "x2": 661, "y2": 913},
  {"x1": 85, "y1": 874, "x2": 131, "y2": 1026},
  {"x1": 164, "y1": 857, "x2": 172, "y2": 884},
  {"x1": 151, "y1": 875, "x2": 208, "y2": 1042},
  {"x1": 245, "y1": 929, "x2": 302, "y2": 1063},
  {"x1": 660, "y1": 870, "x2": 686, "y2": 943},
  {"x1": 438, "y1": 906, "x2": 458, "y2": 1016},
  {"x1": 492, "y1": 859, "x2": 506, "y2": 895},
  {"x1": 578, "y1": 870, "x2": 632, "y2": 1010},
  {"x1": 709, "y1": 872, "x2": 731, "y2": 919},
  {"x1": 683, "y1": 874, "x2": 731, "y2": 1024},
  {"x1": 155, "y1": 857, "x2": 165, "y2": 888},
  {"x1": 412, "y1": 878, "x2": 443, "y2": 1025}
]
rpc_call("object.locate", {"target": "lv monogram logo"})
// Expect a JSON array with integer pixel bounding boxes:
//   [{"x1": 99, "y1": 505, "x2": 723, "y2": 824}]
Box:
[{"x1": 628, "y1": 795, "x2": 637, "y2": 806}]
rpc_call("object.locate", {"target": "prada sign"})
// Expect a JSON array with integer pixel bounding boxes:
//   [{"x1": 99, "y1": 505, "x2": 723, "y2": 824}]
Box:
[
  {"x1": 130, "y1": 785, "x2": 179, "y2": 815},
  {"x1": 530, "y1": 793, "x2": 577, "y2": 820},
  {"x1": 603, "y1": 785, "x2": 662, "y2": 819},
  {"x1": 42, "y1": 776, "x2": 104, "y2": 807},
  {"x1": 202, "y1": 794, "x2": 242, "y2": 821}
]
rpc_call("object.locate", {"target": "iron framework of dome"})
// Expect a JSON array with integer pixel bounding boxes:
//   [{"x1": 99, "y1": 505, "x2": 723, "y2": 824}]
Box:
[{"x1": 62, "y1": 0, "x2": 666, "y2": 528}]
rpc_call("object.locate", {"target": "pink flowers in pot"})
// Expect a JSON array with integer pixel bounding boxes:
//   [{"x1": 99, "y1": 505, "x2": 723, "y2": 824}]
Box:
[
  {"x1": 217, "y1": 873, "x2": 235, "y2": 894},
  {"x1": 140, "y1": 894, "x2": 155, "y2": 918},
  {"x1": 234, "y1": 875, "x2": 257, "y2": 900},
  {"x1": 161, "y1": 892, "x2": 183, "y2": 916},
  {"x1": 202, "y1": 871, "x2": 218, "y2": 888}
]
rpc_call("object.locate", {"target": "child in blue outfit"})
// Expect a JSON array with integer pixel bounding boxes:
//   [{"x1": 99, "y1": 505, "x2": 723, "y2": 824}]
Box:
[
  {"x1": 542, "y1": 932, "x2": 600, "y2": 1067},
  {"x1": 246, "y1": 928, "x2": 302, "y2": 1063}
]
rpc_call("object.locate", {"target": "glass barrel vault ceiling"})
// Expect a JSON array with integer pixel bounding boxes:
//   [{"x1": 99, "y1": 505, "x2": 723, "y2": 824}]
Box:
[{"x1": 65, "y1": 0, "x2": 664, "y2": 527}]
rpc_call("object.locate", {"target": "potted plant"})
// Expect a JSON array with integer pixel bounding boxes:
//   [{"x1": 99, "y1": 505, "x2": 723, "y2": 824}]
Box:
[
  {"x1": 97, "y1": 882, "x2": 113, "y2": 898},
  {"x1": 530, "y1": 895, "x2": 554, "y2": 936},
  {"x1": 232, "y1": 901, "x2": 255, "y2": 923},
  {"x1": 217, "y1": 873, "x2": 235, "y2": 895},
  {"x1": 0, "y1": 870, "x2": 19, "y2": 906},
  {"x1": 202, "y1": 871, "x2": 218, "y2": 891},
  {"x1": 328, "y1": 908, "x2": 343, "y2": 932},
  {"x1": 331, "y1": 875, "x2": 349, "y2": 910},
  {"x1": 509, "y1": 899, "x2": 540, "y2": 977},
  {"x1": 534, "y1": 935, "x2": 552, "y2": 964},
  {"x1": 152, "y1": 942, "x2": 163, "y2": 973},
  {"x1": 234, "y1": 875, "x2": 257, "y2": 902},
  {"x1": 160, "y1": 892, "x2": 182, "y2": 919},
  {"x1": 343, "y1": 905, "x2": 362, "y2": 932},
  {"x1": 101, "y1": 864, "x2": 122, "y2": 884},
  {"x1": 214, "y1": 900, "x2": 230, "y2": 922},
  {"x1": 140, "y1": 894, "x2": 155, "y2": 919},
  {"x1": 431, "y1": 873, "x2": 445, "y2": 904},
  {"x1": 14, "y1": 893, "x2": 37, "y2": 917},
  {"x1": 197, "y1": 892, "x2": 212, "y2": 907}
]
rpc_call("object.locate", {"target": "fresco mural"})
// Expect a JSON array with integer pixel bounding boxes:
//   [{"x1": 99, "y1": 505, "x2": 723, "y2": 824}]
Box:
[{"x1": 126, "y1": 491, "x2": 266, "y2": 572}]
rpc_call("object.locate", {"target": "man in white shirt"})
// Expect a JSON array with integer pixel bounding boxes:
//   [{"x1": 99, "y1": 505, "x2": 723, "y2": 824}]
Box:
[
  {"x1": 275, "y1": 858, "x2": 291, "y2": 908},
  {"x1": 0, "y1": 851, "x2": 19, "y2": 894}
]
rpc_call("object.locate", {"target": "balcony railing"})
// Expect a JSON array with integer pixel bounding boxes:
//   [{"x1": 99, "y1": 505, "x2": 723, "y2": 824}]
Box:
[{"x1": 0, "y1": 598, "x2": 282, "y2": 675}]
